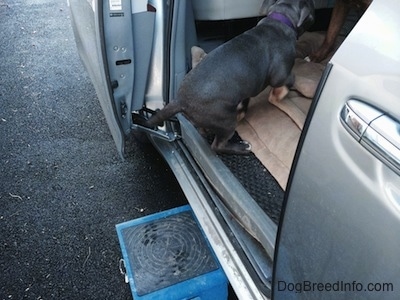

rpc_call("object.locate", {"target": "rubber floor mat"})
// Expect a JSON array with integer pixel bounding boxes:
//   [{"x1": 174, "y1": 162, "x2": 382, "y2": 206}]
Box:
[{"x1": 218, "y1": 140, "x2": 284, "y2": 225}]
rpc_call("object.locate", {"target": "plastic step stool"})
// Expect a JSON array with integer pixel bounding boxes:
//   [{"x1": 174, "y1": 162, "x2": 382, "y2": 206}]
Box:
[{"x1": 116, "y1": 205, "x2": 228, "y2": 300}]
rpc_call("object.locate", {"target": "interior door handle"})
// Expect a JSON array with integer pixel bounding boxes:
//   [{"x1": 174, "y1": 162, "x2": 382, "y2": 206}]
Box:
[{"x1": 341, "y1": 100, "x2": 400, "y2": 174}]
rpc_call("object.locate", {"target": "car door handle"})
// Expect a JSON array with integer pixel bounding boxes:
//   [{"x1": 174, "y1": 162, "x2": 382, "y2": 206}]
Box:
[
  {"x1": 341, "y1": 100, "x2": 400, "y2": 174},
  {"x1": 340, "y1": 100, "x2": 383, "y2": 140},
  {"x1": 362, "y1": 114, "x2": 400, "y2": 173}
]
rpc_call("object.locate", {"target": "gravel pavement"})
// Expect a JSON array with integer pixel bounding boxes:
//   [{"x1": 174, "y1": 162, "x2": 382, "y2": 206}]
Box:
[{"x1": 0, "y1": 1, "x2": 186, "y2": 299}]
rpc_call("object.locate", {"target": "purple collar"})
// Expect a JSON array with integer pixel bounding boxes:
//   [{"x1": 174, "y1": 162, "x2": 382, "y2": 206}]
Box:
[{"x1": 268, "y1": 12, "x2": 296, "y2": 31}]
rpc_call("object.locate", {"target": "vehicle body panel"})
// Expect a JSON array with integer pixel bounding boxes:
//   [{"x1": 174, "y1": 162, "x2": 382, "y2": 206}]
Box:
[{"x1": 273, "y1": 0, "x2": 400, "y2": 298}]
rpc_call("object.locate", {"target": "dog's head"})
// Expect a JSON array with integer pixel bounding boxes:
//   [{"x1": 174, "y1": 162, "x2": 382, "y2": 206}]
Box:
[{"x1": 260, "y1": 0, "x2": 315, "y2": 36}]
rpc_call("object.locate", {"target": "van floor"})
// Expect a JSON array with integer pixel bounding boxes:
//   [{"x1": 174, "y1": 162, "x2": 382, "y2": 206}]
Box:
[{"x1": 219, "y1": 138, "x2": 284, "y2": 224}]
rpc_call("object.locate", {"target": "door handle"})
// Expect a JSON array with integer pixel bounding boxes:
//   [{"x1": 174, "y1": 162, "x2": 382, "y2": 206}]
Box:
[
  {"x1": 341, "y1": 100, "x2": 400, "y2": 174},
  {"x1": 362, "y1": 114, "x2": 400, "y2": 173},
  {"x1": 340, "y1": 100, "x2": 383, "y2": 140}
]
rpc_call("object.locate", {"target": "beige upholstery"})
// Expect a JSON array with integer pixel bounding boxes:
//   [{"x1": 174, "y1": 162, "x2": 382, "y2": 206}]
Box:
[{"x1": 237, "y1": 32, "x2": 343, "y2": 189}]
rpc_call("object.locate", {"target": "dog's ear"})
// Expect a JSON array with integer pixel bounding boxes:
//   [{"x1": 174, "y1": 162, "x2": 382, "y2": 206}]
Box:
[
  {"x1": 259, "y1": 0, "x2": 277, "y2": 15},
  {"x1": 296, "y1": 1, "x2": 315, "y2": 35},
  {"x1": 191, "y1": 46, "x2": 207, "y2": 69}
]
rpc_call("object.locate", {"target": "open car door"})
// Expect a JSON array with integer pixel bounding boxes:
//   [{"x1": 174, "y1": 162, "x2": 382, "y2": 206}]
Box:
[
  {"x1": 273, "y1": 0, "x2": 400, "y2": 299},
  {"x1": 68, "y1": 0, "x2": 155, "y2": 158}
]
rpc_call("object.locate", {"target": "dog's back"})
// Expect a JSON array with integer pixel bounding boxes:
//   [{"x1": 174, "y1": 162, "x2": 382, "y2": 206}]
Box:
[{"x1": 175, "y1": 20, "x2": 297, "y2": 129}]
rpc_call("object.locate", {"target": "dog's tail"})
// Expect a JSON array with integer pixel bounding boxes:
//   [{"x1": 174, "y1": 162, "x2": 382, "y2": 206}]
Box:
[{"x1": 145, "y1": 100, "x2": 182, "y2": 127}]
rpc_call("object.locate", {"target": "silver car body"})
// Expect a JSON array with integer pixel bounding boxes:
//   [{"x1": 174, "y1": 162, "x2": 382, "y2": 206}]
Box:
[{"x1": 68, "y1": 0, "x2": 400, "y2": 298}]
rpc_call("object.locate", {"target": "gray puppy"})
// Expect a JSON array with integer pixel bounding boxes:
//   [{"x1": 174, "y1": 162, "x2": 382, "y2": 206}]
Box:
[{"x1": 145, "y1": 0, "x2": 314, "y2": 155}]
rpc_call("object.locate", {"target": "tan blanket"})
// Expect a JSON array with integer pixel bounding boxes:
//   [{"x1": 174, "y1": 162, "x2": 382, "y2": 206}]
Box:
[{"x1": 237, "y1": 32, "x2": 342, "y2": 189}]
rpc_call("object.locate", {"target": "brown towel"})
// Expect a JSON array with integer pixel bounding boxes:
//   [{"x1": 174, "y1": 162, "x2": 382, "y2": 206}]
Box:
[{"x1": 237, "y1": 32, "x2": 343, "y2": 189}]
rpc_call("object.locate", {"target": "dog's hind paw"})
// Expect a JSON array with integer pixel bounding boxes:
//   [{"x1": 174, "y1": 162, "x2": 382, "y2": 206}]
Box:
[
  {"x1": 213, "y1": 140, "x2": 252, "y2": 155},
  {"x1": 238, "y1": 140, "x2": 252, "y2": 152}
]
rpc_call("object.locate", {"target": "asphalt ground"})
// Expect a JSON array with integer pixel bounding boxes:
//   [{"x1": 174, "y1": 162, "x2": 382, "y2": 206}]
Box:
[{"x1": 0, "y1": 0, "x2": 187, "y2": 299}]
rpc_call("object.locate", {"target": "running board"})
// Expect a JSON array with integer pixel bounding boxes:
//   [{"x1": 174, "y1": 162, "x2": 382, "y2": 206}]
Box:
[
  {"x1": 177, "y1": 114, "x2": 277, "y2": 260},
  {"x1": 131, "y1": 123, "x2": 177, "y2": 142},
  {"x1": 148, "y1": 134, "x2": 267, "y2": 299}
]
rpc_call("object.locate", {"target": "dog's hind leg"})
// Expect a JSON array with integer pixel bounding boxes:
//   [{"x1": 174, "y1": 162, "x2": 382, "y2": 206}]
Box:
[
  {"x1": 236, "y1": 98, "x2": 250, "y2": 122},
  {"x1": 145, "y1": 101, "x2": 182, "y2": 128},
  {"x1": 211, "y1": 127, "x2": 251, "y2": 155}
]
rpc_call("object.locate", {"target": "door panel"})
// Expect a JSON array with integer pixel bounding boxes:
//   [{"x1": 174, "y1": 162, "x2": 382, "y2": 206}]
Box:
[
  {"x1": 103, "y1": 0, "x2": 155, "y2": 134},
  {"x1": 102, "y1": 0, "x2": 135, "y2": 135},
  {"x1": 69, "y1": 0, "x2": 156, "y2": 158},
  {"x1": 273, "y1": 0, "x2": 400, "y2": 299},
  {"x1": 69, "y1": 0, "x2": 125, "y2": 157}
]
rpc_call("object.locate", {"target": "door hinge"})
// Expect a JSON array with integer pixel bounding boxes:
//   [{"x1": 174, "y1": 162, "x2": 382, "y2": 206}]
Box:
[{"x1": 120, "y1": 101, "x2": 127, "y2": 119}]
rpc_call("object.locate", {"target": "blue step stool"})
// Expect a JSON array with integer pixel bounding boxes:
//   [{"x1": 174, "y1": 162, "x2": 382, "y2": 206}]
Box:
[{"x1": 116, "y1": 205, "x2": 228, "y2": 300}]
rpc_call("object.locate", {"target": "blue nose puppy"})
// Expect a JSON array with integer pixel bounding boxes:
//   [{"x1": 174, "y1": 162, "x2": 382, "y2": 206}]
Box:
[{"x1": 145, "y1": 0, "x2": 315, "y2": 155}]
